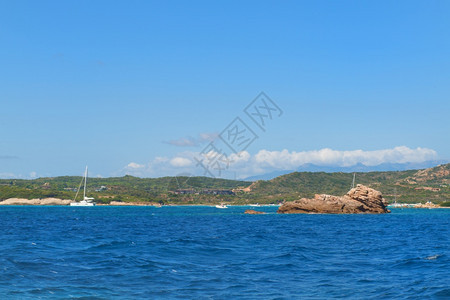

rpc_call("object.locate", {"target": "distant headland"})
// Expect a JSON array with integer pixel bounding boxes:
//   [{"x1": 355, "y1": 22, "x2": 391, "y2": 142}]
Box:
[{"x1": 0, "y1": 163, "x2": 448, "y2": 207}]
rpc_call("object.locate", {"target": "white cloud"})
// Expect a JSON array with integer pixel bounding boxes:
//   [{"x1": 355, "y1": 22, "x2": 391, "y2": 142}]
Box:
[
  {"x1": 127, "y1": 162, "x2": 146, "y2": 169},
  {"x1": 170, "y1": 157, "x2": 192, "y2": 167},
  {"x1": 229, "y1": 151, "x2": 251, "y2": 165},
  {"x1": 199, "y1": 132, "x2": 218, "y2": 142},
  {"x1": 154, "y1": 156, "x2": 169, "y2": 163},
  {"x1": 119, "y1": 146, "x2": 439, "y2": 178},
  {"x1": 254, "y1": 146, "x2": 438, "y2": 168},
  {"x1": 122, "y1": 162, "x2": 150, "y2": 177}
]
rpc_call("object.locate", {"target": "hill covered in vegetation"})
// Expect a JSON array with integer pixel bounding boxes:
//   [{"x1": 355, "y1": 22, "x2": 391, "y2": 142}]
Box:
[
  {"x1": 0, "y1": 164, "x2": 448, "y2": 205},
  {"x1": 0, "y1": 175, "x2": 250, "y2": 205},
  {"x1": 248, "y1": 163, "x2": 449, "y2": 204}
]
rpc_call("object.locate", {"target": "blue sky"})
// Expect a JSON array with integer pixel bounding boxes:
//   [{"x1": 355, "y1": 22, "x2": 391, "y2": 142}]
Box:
[{"x1": 1, "y1": 1, "x2": 449, "y2": 179}]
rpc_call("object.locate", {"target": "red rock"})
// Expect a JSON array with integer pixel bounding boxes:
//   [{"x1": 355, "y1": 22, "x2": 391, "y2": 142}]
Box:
[
  {"x1": 277, "y1": 184, "x2": 390, "y2": 214},
  {"x1": 245, "y1": 209, "x2": 266, "y2": 214}
]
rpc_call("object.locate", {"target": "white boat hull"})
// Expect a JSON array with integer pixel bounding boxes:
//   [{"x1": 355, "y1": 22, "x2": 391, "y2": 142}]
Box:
[{"x1": 70, "y1": 200, "x2": 95, "y2": 206}]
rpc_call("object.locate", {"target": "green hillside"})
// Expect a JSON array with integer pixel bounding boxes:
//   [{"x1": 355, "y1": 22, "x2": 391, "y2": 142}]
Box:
[
  {"x1": 0, "y1": 164, "x2": 448, "y2": 205},
  {"x1": 0, "y1": 176, "x2": 250, "y2": 204},
  {"x1": 248, "y1": 164, "x2": 449, "y2": 203}
]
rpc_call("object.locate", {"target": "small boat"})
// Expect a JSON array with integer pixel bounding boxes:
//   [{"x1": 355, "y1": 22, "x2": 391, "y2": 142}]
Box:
[
  {"x1": 388, "y1": 188, "x2": 401, "y2": 208},
  {"x1": 70, "y1": 166, "x2": 96, "y2": 206},
  {"x1": 250, "y1": 203, "x2": 260, "y2": 207},
  {"x1": 215, "y1": 204, "x2": 228, "y2": 209}
]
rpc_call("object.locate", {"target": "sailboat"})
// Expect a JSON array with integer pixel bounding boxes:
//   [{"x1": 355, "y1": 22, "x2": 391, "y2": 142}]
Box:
[
  {"x1": 389, "y1": 188, "x2": 404, "y2": 208},
  {"x1": 70, "y1": 166, "x2": 96, "y2": 206}
]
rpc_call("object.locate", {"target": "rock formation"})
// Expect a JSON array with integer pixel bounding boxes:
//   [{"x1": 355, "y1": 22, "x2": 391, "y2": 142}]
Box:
[
  {"x1": 0, "y1": 198, "x2": 72, "y2": 205},
  {"x1": 277, "y1": 184, "x2": 390, "y2": 214},
  {"x1": 244, "y1": 209, "x2": 266, "y2": 214},
  {"x1": 108, "y1": 201, "x2": 159, "y2": 206},
  {"x1": 413, "y1": 201, "x2": 440, "y2": 209}
]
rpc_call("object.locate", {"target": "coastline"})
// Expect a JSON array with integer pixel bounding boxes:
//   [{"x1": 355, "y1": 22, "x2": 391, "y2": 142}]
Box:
[
  {"x1": 0, "y1": 197, "x2": 448, "y2": 208},
  {"x1": 0, "y1": 198, "x2": 278, "y2": 207}
]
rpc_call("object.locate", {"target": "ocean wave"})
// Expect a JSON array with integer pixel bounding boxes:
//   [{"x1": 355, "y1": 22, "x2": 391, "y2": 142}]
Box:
[{"x1": 0, "y1": 206, "x2": 448, "y2": 299}]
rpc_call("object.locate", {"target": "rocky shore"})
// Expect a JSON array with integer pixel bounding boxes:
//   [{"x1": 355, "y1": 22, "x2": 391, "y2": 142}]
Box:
[
  {"x1": 106, "y1": 201, "x2": 160, "y2": 206},
  {"x1": 0, "y1": 198, "x2": 72, "y2": 205},
  {"x1": 0, "y1": 198, "x2": 162, "y2": 206},
  {"x1": 413, "y1": 201, "x2": 441, "y2": 209},
  {"x1": 278, "y1": 184, "x2": 390, "y2": 214}
]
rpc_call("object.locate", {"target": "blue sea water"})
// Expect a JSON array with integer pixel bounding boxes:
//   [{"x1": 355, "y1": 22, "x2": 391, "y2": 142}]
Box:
[{"x1": 0, "y1": 206, "x2": 449, "y2": 299}]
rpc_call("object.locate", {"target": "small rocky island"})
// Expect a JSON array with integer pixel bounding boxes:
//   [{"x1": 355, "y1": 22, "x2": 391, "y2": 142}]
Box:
[
  {"x1": 244, "y1": 209, "x2": 266, "y2": 214},
  {"x1": 278, "y1": 184, "x2": 390, "y2": 214}
]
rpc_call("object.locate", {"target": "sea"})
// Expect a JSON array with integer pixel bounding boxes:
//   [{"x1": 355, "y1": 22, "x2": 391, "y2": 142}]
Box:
[{"x1": 0, "y1": 206, "x2": 449, "y2": 299}]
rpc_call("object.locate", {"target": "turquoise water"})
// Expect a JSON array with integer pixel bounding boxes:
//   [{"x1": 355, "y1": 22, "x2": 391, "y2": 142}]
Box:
[{"x1": 0, "y1": 206, "x2": 449, "y2": 299}]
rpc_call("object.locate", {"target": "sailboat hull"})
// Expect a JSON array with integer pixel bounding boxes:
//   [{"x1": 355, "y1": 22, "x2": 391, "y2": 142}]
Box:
[{"x1": 70, "y1": 200, "x2": 95, "y2": 206}]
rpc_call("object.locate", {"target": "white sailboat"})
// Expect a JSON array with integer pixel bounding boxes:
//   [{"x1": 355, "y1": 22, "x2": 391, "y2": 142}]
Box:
[
  {"x1": 389, "y1": 188, "x2": 405, "y2": 208},
  {"x1": 70, "y1": 166, "x2": 96, "y2": 206}
]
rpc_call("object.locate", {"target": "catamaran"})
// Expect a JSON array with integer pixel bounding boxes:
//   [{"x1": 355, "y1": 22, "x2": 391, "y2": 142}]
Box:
[
  {"x1": 215, "y1": 203, "x2": 228, "y2": 209},
  {"x1": 70, "y1": 166, "x2": 96, "y2": 206}
]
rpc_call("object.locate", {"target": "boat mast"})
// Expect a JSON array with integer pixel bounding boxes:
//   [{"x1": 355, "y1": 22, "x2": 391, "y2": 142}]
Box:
[
  {"x1": 351, "y1": 173, "x2": 356, "y2": 189},
  {"x1": 83, "y1": 166, "x2": 88, "y2": 200}
]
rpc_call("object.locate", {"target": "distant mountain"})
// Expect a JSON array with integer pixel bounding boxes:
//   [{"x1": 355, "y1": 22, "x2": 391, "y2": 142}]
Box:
[{"x1": 244, "y1": 160, "x2": 448, "y2": 181}]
